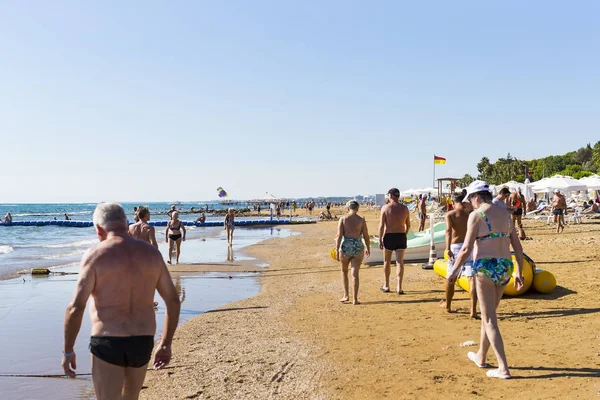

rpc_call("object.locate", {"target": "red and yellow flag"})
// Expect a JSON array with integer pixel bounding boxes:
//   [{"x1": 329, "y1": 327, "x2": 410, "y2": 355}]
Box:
[{"x1": 434, "y1": 155, "x2": 446, "y2": 165}]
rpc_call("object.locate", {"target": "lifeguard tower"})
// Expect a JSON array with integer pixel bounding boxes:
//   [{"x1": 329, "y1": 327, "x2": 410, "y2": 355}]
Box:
[{"x1": 436, "y1": 177, "x2": 459, "y2": 199}]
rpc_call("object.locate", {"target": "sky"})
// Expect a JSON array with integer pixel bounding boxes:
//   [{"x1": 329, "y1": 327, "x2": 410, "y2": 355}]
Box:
[{"x1": 1, "y1": 1, "x2": 599, "y2": 202}]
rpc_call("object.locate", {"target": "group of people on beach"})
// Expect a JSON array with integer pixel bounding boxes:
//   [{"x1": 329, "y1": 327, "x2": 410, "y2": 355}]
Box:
[
  {"x1": 335, "y1": 188, "x2": 412, "y2": 305},
  {"x1": 130, "y1": 205, "x2": 237, "y2": 265},
  {"x1": 130, "y1": 205, "x2": 186, "y2": 264},
  {"x1": 60, "y1": 202, "x2": 240, "y2": 399},
  {"x1": 335, "y1": 183, "x2": 525, "y2": 379}
]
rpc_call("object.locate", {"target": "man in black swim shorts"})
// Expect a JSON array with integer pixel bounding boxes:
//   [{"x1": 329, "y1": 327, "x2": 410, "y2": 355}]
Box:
[
  {"x1": 382, "y1": 231, "x2": 407, "y2": 251},
  {"x1": 551, "y1": 190, "x2": 567, "y2": 233},
  {"x1": 62, "y1": 203, "x2": 181, "y2": 400},
  {"x1": 379, "y1": 188, "x2": 411, "y2": 294}
]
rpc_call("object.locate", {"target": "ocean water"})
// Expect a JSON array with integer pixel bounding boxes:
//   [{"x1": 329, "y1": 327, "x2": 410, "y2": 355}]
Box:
[
  {"x1": 0, "y1": 202, "x2": 302, "y2": 399},
  {"x1": 0, "y1": 202, "x2": 283, "y2": 278},
  {"x1": 0, "y1": 227, "x2": 299, "y2": 400}
]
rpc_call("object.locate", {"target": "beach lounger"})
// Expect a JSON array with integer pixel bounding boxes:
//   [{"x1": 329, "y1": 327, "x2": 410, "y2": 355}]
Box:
[{"x1": 566, "y1": 208, "x2": 583, "y2": 225}]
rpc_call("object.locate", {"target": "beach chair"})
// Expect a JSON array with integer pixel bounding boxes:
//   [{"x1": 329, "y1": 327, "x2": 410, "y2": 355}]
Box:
[
  {"x1": 429, "y1": 203, "x2": 447, "y2": 220},
  {"x1": 566, "y1": 208, "x2": 582, "y2": 224}
]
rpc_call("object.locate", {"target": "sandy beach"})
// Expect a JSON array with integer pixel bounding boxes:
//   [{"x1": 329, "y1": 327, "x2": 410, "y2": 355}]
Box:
[
  {"x1": 0, "y1": 226, "x2": 296, "y2": 399},
  {"x1": 140, "y1": 207, "x2": 600, "y2": 399}
]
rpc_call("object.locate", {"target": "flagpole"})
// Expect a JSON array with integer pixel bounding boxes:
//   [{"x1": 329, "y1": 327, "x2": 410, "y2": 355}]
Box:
[
  {"x1": 423, "y1": 154, "x2": 437, "y2": 270},
  {"x1": 433, "y1": 154, "x2": 436, "y2": 190}
]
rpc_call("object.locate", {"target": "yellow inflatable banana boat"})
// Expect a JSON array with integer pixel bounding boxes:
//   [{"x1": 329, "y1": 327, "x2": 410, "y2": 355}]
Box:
[{"x1": 433, "y1": 252, "x2": 556, "y2": 296}]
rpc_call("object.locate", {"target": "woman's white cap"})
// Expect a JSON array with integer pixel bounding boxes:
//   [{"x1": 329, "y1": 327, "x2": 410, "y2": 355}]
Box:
[{"x1": 463, "y1": 180, "x2": 491, "y2": 202}]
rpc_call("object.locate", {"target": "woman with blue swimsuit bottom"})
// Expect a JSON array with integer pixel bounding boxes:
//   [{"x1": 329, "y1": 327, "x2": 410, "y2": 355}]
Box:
[
  {"x1": 448, "y1": 181, "x2": 524, "y2": 380},
  {"x1": 335, "y1": 200, "x2": 370, "y2": 305}
]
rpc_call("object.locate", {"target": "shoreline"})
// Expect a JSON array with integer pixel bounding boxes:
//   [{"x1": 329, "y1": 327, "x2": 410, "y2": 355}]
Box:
[
  {"x1": 140, "y1": 213, "x2": 600, "y2": 399},
  {"x1": 0, "y1": 227, "x2": 299, "y2": 400},
  {"x1": 0, "y1": 223, "x2": 306, "y2": 282}
]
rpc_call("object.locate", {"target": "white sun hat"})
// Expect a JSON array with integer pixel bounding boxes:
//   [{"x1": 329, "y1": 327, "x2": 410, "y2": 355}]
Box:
[{"x1": 463, "y1": 180, "x2": 492, "y2": 202}]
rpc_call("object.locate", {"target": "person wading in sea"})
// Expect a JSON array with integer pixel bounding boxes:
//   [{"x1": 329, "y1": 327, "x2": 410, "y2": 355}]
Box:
[
  {"x1": 62, "y1": 203, "x2": 180, "y2": 400},
  {"x1": 128, "y1": 206, "x2": 158, "y2": 248}
]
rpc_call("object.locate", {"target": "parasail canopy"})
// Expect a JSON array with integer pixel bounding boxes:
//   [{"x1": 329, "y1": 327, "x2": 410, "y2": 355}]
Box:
[{"x1": 217, "y1": 187, "x2": 228, "y2": 198}]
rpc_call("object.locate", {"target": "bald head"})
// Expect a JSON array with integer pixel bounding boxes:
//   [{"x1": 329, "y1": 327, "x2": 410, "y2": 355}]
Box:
[{"x1": 93, "y1": 203, "x2": 128, "y2": 233}]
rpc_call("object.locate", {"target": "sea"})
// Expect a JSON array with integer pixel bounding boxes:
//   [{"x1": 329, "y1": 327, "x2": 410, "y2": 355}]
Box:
[
  {"x1": 0, "y1": 201, "x2": 272, "y2": 279},
  {"x1": 0, "y1": 202, "x2": 303, "y2": 399}
]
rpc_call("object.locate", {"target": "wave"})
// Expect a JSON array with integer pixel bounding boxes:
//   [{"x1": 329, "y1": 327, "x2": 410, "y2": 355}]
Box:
[
  {"x1": 0, "y1": 245, "x2": 14, "y2": 254},
  {"x1": 40, "y1": 249, "x2": 86, "y2": 260},
  {"x1": 15, "y1": 239, "x2": 97, "y2": 250},
  {"x1": 48, "y1": 261, "x2": 80, "y2": 269},
  {"x1": 40, "y1": 239, "x2": 97, "y2": 249}
]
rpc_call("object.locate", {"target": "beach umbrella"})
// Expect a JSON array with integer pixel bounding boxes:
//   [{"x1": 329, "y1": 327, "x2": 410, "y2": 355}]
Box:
[
  {"x1": 530, "y1": 175, "x2": 587, "y2": 193},
  {"x1": 523, "y1": 184, "x2": 535, "y2": 202},
  {"x1": 579, "y1": 175, "x2": 600, "y2": 190}
]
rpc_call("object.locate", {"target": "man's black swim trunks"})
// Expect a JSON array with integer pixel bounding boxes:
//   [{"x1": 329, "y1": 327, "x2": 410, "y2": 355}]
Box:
[
  {"x1": 89, "y1": 336, "x2": 154, "y2": 368},
  {"x1": 383, "y1": 233, "x2": 407, "y2": 251}
]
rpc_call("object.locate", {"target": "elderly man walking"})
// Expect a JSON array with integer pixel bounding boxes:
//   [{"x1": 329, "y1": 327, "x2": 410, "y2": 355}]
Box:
[{"x1": 62, "y1": 203, "x2": 181, "y2": 400}]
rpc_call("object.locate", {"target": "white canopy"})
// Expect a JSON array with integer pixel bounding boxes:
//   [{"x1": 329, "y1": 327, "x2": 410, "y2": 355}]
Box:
[
  {"x1": 414, "y1": 187, "x2": 437, "y2": 195},
  {"x1": 402, "y1": 187, "x2": 447, "y2": 196},
  {"x1": 530, "y1": 175, "x2": 587, "y2": 193},
  {"x1": 495, "y1": 181, "x2": 535, "y2": 201},
  {"x1": 496, "y1": 181, "x2": 526, "y2": 192},
  {"x1": 579, "y1": 175, "x2": 600, "y2": 190}
]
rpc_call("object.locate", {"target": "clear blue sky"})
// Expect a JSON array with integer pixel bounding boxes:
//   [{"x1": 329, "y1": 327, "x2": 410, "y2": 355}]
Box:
[{"x1": 1, "y1": 1, "x2": 598, "y2": 202}]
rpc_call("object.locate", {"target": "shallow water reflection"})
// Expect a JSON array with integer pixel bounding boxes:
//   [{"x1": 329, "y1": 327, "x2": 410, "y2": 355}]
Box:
[{"x1": 0, "y1": 227, "x2": 294, "y2": 399}]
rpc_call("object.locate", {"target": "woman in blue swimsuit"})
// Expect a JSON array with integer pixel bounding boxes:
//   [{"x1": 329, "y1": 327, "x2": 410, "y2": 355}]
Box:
[
  {"x1": 335, "y1": 200, "x2": 370, "y2": 305},
  {"x1": 448, "y1": 181, "x2": 524, "y2": 380}
]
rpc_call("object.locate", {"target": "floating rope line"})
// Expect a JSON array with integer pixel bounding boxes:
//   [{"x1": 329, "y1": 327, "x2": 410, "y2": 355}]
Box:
[
  {"x1": 0, "y1": 373, "x2": 92, "y2": 378},
  {"x1": 0, "y1": 365, "x2": 188, "y2": 378}
]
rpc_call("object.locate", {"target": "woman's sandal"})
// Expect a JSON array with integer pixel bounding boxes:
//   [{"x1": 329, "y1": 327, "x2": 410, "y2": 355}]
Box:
[
  {"x1": 467, "y1": 352, "x2": 491, "y2": 368},
  {"x1": 486, "y1": 369, "x2": 512, "y2": 379}
]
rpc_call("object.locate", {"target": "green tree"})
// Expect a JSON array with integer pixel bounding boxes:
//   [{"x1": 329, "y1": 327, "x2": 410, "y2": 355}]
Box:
[
  {"x1": 581, "y1": 160, "x2": 597, "y2": 173},
  {"x1": 557, "y1": 164, "x2": 593, "y2": 179},
  {"x1": 476, "y1": 157, "x2": 493, "y2": 181},
  {"x1": 485, "y1": 153, "x2": 526, "y2": 184},
  {"x1": 457, "y1": 174, "x2": 475, "y2": 188},
  {"x1": 573, "y1": 144, "x2": 593, "y2": 164},
  {"x1": 559, "y1": 164, "x2": 584, "y2": 177},
  {"x1": 592, "y1": 141, "x2": 600, "y2": 170},
  {"x1": 573, "y1": 170, "x2": 593, "y2": 179},
  {"x1": 469, "y1": 144, "x2": 597, "y2": 186}
]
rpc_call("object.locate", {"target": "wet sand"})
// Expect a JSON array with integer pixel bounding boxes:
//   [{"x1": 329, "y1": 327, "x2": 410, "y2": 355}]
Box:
[
  {"x1": 0, "y1": 227, "x2": 296, "y2": 400},
  {"x1": 141, "y1": 207, "x2": 600, "y2": 399}
]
